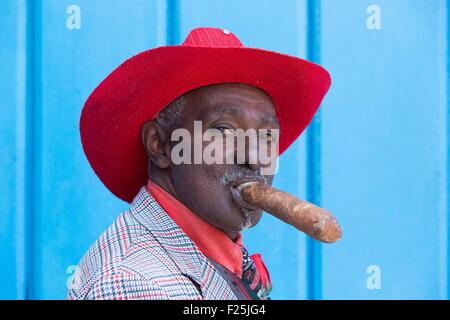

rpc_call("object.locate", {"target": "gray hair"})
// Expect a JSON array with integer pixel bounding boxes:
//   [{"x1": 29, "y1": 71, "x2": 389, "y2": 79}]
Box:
[{"x1": 155, "y1": 95, "x2": 187, "y2": 133}]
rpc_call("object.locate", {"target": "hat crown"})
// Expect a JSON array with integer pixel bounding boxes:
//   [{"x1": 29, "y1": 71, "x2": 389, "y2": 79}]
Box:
[{"x1": 182, "y1": 27, "x2": 244, "y2": 47}]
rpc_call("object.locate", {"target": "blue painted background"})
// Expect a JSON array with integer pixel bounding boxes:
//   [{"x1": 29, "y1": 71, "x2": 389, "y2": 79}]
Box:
[{"x1": 0, "y1": 0, "x2": 448, "y2": 299}]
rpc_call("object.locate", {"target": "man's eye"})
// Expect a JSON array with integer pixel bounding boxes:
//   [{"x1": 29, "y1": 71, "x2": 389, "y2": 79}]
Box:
[{"x1": 217, "y1": 127, "x2": 234, "y2": 135}]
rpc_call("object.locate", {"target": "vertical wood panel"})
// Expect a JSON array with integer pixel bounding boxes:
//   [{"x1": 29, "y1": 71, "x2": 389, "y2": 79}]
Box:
[
  {"x1": 0, "y1": 0, "x2": 27, "y2": 299},
  {"x1": 447, "y1": 0, "x2": 450, "y2": 300},
  {"x1": 320, "y1": 0, "x2": 448, "y2": 299},
  {"x1": 35, "y1": 0, "x2": 164, "y2": 299}
]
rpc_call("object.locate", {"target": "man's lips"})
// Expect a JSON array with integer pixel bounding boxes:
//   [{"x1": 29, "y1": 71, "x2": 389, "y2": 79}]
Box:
[{"x1": 228, "y1": 176, "x2": 266, "y2": 211}]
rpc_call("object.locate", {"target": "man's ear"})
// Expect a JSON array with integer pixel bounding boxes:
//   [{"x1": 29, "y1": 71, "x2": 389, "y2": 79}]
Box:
[{"x1": 141, "y1": 120, "x2": 171, "y2": 169}]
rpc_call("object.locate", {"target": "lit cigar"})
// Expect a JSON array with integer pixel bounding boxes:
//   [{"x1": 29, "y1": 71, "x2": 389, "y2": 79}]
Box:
[{"x1": 237, "y1": 182, "x2": 342, "y2": 243}]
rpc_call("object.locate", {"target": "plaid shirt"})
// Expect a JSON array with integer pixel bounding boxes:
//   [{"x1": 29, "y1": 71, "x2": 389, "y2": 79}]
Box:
[{"x1": 67, "y1": 186, "x2": 239, "y2": 300}]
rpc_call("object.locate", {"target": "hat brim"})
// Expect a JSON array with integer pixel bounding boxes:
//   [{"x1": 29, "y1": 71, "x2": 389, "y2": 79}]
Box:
[{"x1": 80, "y1": 46, "x2": 331, "y2": 203}]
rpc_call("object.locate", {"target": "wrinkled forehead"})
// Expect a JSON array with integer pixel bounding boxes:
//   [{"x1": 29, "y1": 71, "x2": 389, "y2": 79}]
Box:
[{"x1": 184, "y1": 83, "x2": 278, "y2": 124}]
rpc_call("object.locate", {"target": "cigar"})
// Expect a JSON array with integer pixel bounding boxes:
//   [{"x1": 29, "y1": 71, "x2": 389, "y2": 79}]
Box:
[{"x1": 237, "y1": 182, "x2": 342, "y2": 243}]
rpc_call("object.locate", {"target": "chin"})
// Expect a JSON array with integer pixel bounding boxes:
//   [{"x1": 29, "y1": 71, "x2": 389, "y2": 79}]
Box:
[
  {"x1": 238, "y1": 209, "x2": 263, "y2": 232},
  {"x1": 214, "y1": 200, "x2": 262, "y2": 236}
]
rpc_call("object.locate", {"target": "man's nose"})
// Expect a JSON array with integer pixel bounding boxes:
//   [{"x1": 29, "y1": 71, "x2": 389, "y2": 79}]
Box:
[{"x1": 243, "y1": 143, "x2": 261, "y2": 172}]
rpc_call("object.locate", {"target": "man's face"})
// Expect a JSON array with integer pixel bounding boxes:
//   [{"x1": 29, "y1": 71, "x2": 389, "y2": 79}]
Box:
[{"x1": 169, "y1": 83, "x2": 279, "y2": 240}]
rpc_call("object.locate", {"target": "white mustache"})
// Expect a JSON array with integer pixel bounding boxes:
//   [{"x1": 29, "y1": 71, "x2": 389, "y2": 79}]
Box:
[{"x1": 218, "y1": 167, "x2": 268, "y2": 186}]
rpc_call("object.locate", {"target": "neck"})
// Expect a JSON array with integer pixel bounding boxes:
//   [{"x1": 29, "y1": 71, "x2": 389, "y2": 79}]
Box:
[
  {"x1": 148, "y1": 168, "x2": 240, "y2": 242},
  {"x1": 148, "y1": 168, "x2": 180, "y2": 201}
]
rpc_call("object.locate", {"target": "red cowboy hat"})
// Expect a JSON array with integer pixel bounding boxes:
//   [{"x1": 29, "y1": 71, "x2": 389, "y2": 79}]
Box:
[{"x1": 80, "y1": 27, "x2": 331, "y2": 203}]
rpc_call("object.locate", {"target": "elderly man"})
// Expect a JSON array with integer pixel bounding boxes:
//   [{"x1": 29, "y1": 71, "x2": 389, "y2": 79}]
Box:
[{"x1": 68, "y1": 27, "x2": 330, "y2": 300}]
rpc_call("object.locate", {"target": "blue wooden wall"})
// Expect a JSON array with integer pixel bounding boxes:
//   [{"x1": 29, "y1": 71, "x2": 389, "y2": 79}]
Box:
[{"x1": 0, "y1": 0, "x2": 448, "y2": 299}]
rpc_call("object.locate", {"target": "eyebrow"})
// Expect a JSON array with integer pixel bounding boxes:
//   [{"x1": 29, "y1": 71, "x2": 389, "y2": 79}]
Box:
[
  {"x1": 208, "y1": 105, "x2": 280, "y2": 127},
  {"x1": 260, "y1": 115, "x2": 280, "y2": 127},
  {"x1": 209, "y1": 105, "x2": 242, "y2": 118}
]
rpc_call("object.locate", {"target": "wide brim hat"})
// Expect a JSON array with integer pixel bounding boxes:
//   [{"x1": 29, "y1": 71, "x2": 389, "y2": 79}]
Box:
[{"x1": 80, "y1": 27, "x2": 331, "y2": 203}]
